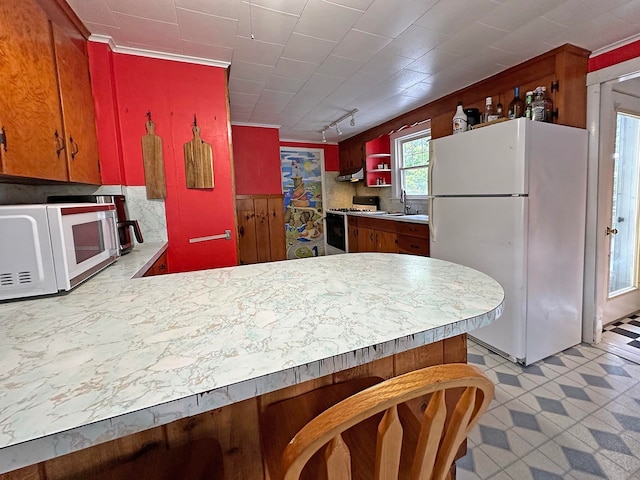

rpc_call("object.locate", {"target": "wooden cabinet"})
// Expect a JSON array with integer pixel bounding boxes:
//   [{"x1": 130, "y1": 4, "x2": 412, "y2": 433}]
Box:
[
  {"x1": 339, "y1": 44, "x2": 590, "y2": 152},
  {"x1": 236, "y1": 195, "x2": 286, "y2": 265},
  {"x1": 338, "y1": 141, "x2": 365, "y2": 175},
  {"x1": 365, "y1": 136, "x2": 391, "y2": 188},
  {"x1": 396, "y1": 222, "x2": 430, "y2": 257},
  {"x1": 143, "y1": 250, "x2": 169, "y2": 277},
  {"x1": 349, "y1": 216, "x2": 429, "y2": 256},
  {"x1": 0, "y1": 0, "x2": 101, "y2": 184}
]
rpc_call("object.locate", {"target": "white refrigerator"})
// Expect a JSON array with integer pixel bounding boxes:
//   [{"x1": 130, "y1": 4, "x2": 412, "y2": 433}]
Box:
[{"x1": 428, "y1": 118, "x2": 587, "y2": 365}]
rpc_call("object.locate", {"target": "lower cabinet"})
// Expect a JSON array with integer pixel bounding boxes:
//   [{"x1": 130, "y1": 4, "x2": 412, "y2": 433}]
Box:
[
  {"x1": 236, "y1": 195, "x2": 286, "y2": 265},
  {"x1": 143, "y1": 250, "x2": 169, "y2": 277},
  {"x1": 348, "y1": 216, "x2": 429, "y2": 256}
]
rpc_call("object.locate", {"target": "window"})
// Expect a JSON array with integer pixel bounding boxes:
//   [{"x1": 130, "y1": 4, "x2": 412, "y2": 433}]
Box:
[{"x1": 391, "y1": 123, "x2": 431, "y2": 199}]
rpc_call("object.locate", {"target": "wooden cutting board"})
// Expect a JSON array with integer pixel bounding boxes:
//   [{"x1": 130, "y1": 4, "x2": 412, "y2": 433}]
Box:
[
  {"x1": 141, "y1": 120, "x2": 166, "y2": 199},
  {"x1": 184, "y1": 125, "x2": 214, "y2": 189}
]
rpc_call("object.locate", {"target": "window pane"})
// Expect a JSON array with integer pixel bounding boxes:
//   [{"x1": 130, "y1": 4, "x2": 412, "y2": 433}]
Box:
[
  {"x1": 402, "y1": 167, "x2": 428, "y2": 196},
  {"x1": 401, "y1": 137, "x2": 430, "y2": 168}
]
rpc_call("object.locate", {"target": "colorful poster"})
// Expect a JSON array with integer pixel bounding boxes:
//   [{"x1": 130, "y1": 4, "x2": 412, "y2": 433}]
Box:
[{"x1": 280, "y1": 148, "x2": 325, "y2": 259}]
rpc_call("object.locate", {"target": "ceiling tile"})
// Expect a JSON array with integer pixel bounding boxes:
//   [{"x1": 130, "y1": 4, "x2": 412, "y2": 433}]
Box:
[
  {"x1": 327, "y1": 0, "x2": 373, "y2": 10},
  {"x1": 181, "y1": 40, "x2": 234, "y2": 62},
  {"x1": 359, "y1": 50, "x2": 415, "y2": 77},
  {"x1": 111, "y1": 13, "x2": 181, "y2": 51},
  {"x1": 437, "y1": 23, "x2": 509, "y2": 57},
  {"x1": 298, "y1": 73, "x2": 345, "y2": 96},
  {"x1": 258, "y1": 89, "x2": 296, "y2": 105},
  {"x1": 236, "y1": 2, "x2": 298, "y2": 44},
  {"x1": 325, "y1": 70, "x2": 383, "y2": 105},
  {"x1": 176, "y1": 8, "x2": 238, "y2": 48},
  {"x1": 414, "y1": 0, "x2": 499, "y2": 34},
  {"x1": 229, "y1": 77, "x2": 267, "y2": 95},
  {"x1": 611, "y1": 0, "x2": 640, "y2": 24},
  {"x1": 294, "y1": 0, "x2": 364, "y2": 42},
  {"x1": 264, "y1": 75, "x2": 307, "y2": 93},
  {"x1": 381, "y1": 25, "x2": 447, "y2": 60},
  {"x1": 105, "y1": 0, "x2": 177, "y2": 23},
  {"x1": 353, "y1": 0, "x2": 437, "y2": 38},
  {"x1": 400, "y1": 81, "x2": 437, "y2": 99},
  {"x1": 229, "y1": 92, "x2": 261, "y2": 106},
  {"x1": 249, "y1": 110, "x2": 282, "y2": 124},
  {"x1": 273, "y1": 58, "x2": 318, "y2": 81},
  {"x1": 174, "y1": 0, "x2": 240, "y2": 18},
  {"x1": 383, "y1": 69, "x2": 430, "y2": 89},
  {"x1": 331, "y1": 29, "x2": 392, "y2": 62},
  {"x1": 316, "y1": 55, "x2": 365, "y2": 78},
  {"x1": 229, "y1": 60, "x2": 275, "y2": 82},
  {"x1": 490, "y1": 17, "x2": 569, "y2": 54},
  {"x1": 405, "y1": 48, "x2": 462, "y2": 76},
  {"x1": 67, "y1": 0, "x2": 118, "y2": 27},
  {"x1": 232, "y1": 36, "x2": 285, "y2": 66},
  {"x1": 281, "y1": 33, "x2": 337, "y2": 64},
  {"x1": 247, "y1": 0, "x2": 308, "y2": 15},
  {"x1": 543, "y1": 0, "x2": 629, "y2": 27},
  {"x1": 563, "y1": 13, "x2": 640, "y2": 51},
  {"x1": 478, "y1": 0, "x2": 565, "y2": 31}
]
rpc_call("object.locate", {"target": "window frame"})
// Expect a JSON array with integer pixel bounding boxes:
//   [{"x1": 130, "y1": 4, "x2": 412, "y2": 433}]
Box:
[{"x1": 390, "y1": 121, "x2": 431, "y2": 200}]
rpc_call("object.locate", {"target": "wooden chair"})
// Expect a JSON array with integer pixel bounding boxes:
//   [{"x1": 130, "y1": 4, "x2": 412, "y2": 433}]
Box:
[{"x1": 261, "y1": 363, "x2": 494, "y2": 480}]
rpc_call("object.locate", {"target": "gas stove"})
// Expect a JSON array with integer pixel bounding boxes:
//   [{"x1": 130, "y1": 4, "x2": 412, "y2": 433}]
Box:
[{"x1": 327, "y1": 195, "x2": 382, "y2": 215}]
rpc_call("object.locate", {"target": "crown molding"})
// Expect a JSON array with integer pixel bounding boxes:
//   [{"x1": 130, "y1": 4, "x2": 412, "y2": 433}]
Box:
[
  {"x1": 590, "y1": 33, "x2": 640, "y2": 57},
  {"x1": 88, "y1": 35, "x2": 230, "y2": 68},
  {"x1": 231, "y1": 122, "x2": 281, "y2": 129}
]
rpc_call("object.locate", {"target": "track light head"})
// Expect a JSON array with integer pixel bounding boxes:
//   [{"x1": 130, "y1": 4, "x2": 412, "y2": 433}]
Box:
[
  {"x1": 350, "y1": 114, "x2": 355, "y2": 127},
  {"x1": 322, "y1": 130, "x2": 327, "y2": 143},
  {"x1": 336, "y1": 124, "x2": 342, "y2": 135}
]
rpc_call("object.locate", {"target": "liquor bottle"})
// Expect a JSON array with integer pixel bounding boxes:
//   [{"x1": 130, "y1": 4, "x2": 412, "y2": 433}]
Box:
[
  {"x1": 524, "y1": 90, "x2": 534, "y2": 119},
  {"x1": 531, "y1": 87, "x2": 545, "y2": 121},
  {"x1": 452, "y1": 101, "x2": 467, "y2": 134},
  {"x1": 496, "y1": 103, "x2": 504, "y2": 118},
  {"x1": 507, "y1": 86, "x2": 524, "y2": 119},
  {"x1": 484, "y1": 96, "x2": 499, "y2": 123}
]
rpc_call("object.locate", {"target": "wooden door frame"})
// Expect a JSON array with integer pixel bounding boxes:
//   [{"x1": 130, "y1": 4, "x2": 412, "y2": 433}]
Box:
[{"x1": 584, "y1": 55, "x2": 640, "y2": 344}]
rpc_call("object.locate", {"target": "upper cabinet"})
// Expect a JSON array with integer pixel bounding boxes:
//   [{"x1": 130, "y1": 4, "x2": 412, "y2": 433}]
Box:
[
  {"x1": 0, "y1": 0, "x2": 101, "y2": 184},
  {"x1": 338, "y1": 140, "x2": 364, "y2": 175}
]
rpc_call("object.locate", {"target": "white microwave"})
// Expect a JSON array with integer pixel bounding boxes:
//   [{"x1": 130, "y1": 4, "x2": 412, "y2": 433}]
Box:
[{"x1": 0, "y1": 203, "x2": 120, "y2": 301}]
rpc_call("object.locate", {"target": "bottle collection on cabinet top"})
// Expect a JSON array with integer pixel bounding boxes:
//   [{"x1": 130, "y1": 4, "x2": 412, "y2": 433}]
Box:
[{"x1": 452, "y1": 84, "x2": 556, "y2": 135}]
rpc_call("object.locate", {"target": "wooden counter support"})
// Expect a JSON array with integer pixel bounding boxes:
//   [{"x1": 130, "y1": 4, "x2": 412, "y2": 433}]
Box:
[{"x1": 1, "y1": 337, "x2": 466, "y2": 480}]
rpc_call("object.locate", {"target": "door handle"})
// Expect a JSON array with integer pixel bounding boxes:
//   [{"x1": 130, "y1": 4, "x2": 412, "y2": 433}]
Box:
[{"x1": 606, "y1": 226, "x2": 618, "y2": 235}]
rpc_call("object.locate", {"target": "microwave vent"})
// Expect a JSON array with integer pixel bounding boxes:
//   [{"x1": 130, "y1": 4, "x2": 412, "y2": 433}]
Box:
[{"x1": 0, "y1": 271, "x2": 33, "y2": 287}]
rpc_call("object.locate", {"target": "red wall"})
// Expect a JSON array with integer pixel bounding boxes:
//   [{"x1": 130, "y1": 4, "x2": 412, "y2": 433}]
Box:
[
  {"x1": 88, "y1": 44, "x2": 237, "y2": 272},
  {"x1": 588, "y1": 39, "x2": 640, "y2": 72},
  {"x1": 279, "y1": 142, "x2": 339, "y2": 171},
  {"x1": 232, "y1": 126, "x2": 281, "y2": 194}
]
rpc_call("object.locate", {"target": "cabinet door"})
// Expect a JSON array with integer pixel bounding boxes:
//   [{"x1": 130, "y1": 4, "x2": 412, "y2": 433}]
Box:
[
  {"x1": 237, "y1": 198, "x2": 259, "y2": 265},
  {"x1": 376, "y1": 230, "x2": 398, "y2": 253},
  {"x1": 53, "y1": 23, "x2": 101, "y2": 184},
  {"x1": 358, "y1": 226, "x2": 376, "y2": 252},
  {"x1": 0, "y1": 0, "x2": 67, "y2": 180},
  {"x1": 267, "y1": 197, "x2": 286, "y2": 261},
  {"x1": 347, "y1": 217, "x2": 359, "y2": 253}
]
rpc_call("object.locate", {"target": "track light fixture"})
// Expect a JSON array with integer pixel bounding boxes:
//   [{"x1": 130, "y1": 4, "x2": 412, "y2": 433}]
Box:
[{"x1": 320, "y1": 108, "x2": 358, "y2": 142}]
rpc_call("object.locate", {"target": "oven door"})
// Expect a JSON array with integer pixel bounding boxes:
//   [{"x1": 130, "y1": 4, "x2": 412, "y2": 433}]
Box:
[
  {"x1": 325, "y1": 212, "x2": 347, "y2": 254},
  {"x1": 48, "y1": 204, "x2": 119, "y2": 290}
]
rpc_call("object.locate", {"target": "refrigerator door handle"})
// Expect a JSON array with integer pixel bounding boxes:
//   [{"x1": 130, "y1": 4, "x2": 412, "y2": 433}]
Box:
[{"x1": 429, "y1": 197, "x2": 436, "y2": 242}]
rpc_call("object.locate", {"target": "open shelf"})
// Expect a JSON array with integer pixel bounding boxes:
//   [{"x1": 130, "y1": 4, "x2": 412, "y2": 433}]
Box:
[{"x1": 365, "y1": 136, "x2": 391, "y2": 188}]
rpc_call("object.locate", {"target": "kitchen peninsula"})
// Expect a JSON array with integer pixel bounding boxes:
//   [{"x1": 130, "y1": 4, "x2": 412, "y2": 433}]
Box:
[{"x1": 0, "y1": 246, "x2": 503, "y2": 478}]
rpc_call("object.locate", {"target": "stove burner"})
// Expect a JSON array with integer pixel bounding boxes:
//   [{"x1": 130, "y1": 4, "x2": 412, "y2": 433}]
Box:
[{"x1": 332, "y1": 208, "x2": 375, "y2": 212}]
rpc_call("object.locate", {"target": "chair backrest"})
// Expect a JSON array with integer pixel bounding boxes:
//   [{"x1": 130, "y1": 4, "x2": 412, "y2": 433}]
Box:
[{"x1": 281, "y1": 363, "x2": 494, "y2": 480}]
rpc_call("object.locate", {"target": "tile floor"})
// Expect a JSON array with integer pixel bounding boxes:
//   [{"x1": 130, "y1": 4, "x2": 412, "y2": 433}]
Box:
[
  {"x1": 601, "y1": 312, "x2": 640, "y2": 365},
  {"x1": 458, "y1": 338, "x2": 640, "y2": 479}
]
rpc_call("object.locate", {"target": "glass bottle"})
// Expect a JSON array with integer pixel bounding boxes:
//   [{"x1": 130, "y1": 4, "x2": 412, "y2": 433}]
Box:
[
  {"x1": 452, "y1": 101, "x2": 467, "y2": 134},
  {"x1": 496, "y1": 102, "x2": 504, "y2": 118},
  {"x1": 508, "y1": 86, "x2": 524, "y2": 119},
  {"x1": 524, "y1": 90, "x2": 534, "y2": 119},
  {"x1": 542, "y1": 86, "x2": 554, "y2": 123},
  {"x1": 484, "y1": 96, "x2": 498, "y2": 123},
  {"x1": 531, "y1": 87, "x2": 545, "y2": 122}
]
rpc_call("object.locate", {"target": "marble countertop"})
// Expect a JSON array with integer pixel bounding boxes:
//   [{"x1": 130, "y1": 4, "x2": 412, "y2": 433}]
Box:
[
  {"x1": 346, "y1": 212, "x2": 430, "y2": 224},
  {"x1": 0, "y1": 245, "x2": 503, "y2": 473}
]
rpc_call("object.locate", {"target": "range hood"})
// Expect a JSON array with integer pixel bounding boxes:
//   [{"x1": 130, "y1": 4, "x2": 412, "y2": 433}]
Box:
[{"x1": 336, "y1": 167, "x2": 364, "y2": 182}]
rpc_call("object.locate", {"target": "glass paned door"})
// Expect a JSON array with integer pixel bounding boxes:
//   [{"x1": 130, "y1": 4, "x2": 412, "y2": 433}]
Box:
[{"x1": 608, "y1": 112, "x2": 640, "y2": 297}]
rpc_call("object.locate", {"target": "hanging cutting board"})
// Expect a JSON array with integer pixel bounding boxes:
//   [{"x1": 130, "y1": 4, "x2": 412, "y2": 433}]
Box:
[
  {"x1": 184, "y1": 125, "x2": 214, "y2": 189},
  {"x1": 141, "y1": 120, "x2": 166, "y2": 199}
]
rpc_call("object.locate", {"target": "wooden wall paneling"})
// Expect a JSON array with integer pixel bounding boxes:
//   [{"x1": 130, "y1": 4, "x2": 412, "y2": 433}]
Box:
[
  {"x1": 554, "y1": 49, "x2": 589, "y2": 128},
  {"x1": 236, "y1": 197, "x2": 258, "y2": 265},
  {"x1": 42, "y1": 425, "x2": 166, "y2": 479},
  {"x1": 165, "y1": 398, "x2": 264, "y2": 480},
  {"x1": 0, "y1": 0, "x2": 67, "y2": 181},
  {"x1": 52, "y1": 23, "x2": 101, "y2": 184},
  {"x1": 267, "y1": 196, "x2": 286, "y2": 261},
  {"x1": 253, "y1": 197, "x2": 271, "y2": 263}
]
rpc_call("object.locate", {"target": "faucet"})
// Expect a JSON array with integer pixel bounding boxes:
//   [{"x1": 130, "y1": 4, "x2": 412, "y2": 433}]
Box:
[{"x1": 401, "y1": 189, "x2": 411, "y2": 215}]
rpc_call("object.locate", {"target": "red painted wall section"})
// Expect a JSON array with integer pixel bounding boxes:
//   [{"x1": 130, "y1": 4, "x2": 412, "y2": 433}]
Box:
[
  {"x1": 87, "y1": 42, "x2": 124, "y2": 185},
  {"x1": 589, "y1": 39, "x2": 640, "y2": 72},
  {"x1": 232, "y1": 126, "x2": 281, "y2": 194},
  {"x1": 88, "y1": 43, "x2": 237, "y2": 272},
  {"x1": 279, "y1": 142, "x2": 339, "y2": 171}
]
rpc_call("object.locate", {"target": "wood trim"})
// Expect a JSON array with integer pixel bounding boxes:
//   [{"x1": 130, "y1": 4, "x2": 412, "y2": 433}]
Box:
[
  {"x1": 236, "y1": 194, "x2": 284, "y2": 199},
  {"x1": 35, "y1": 0, "x2": 90, "y2": 39}
]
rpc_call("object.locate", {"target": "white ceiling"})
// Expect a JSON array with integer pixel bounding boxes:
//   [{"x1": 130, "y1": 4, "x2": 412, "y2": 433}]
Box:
[{"x1": 66, "y1": 0, "x2": 640, "y2": 143}]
